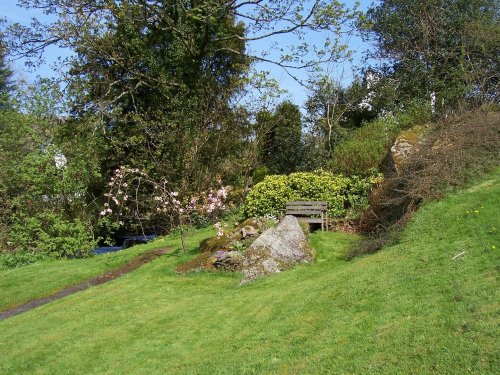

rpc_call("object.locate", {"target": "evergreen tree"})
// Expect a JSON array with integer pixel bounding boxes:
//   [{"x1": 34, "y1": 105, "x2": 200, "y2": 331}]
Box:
[
  {"x1": 8, "y1": 0, "x2": 360, "y2": 189},
  {"x1": 259, "y1": 101, "x2": 303, "y2": 175},
  {"x1": 363, "y1": 0, "x2": 500, "y2": 109}
]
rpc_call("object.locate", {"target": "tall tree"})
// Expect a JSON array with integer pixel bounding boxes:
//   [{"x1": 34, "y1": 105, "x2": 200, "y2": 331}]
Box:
[
  {"x1": 10, "y1": 1, "x2": 251, "y2": 190},
  {"x1": 363, "y1": 0, "x2": 500, "y2": 109},
  {"x1": 258, "y1": 101, "x2": 302, "y2": 175},
  {"x1": 305, "y1": 77, "x2": 350, "y2": 159},
  {"x1": 7, "y1": 1, "x2": 359, "y2": 188},
  {"x1": 0, "y1": 79, "x2": 103, "y2": 255}
]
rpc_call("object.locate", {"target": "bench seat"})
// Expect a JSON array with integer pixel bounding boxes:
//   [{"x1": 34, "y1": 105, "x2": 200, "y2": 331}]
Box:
[{"x1": 283, "y1": 201, "x2": 329, "y2": 231}]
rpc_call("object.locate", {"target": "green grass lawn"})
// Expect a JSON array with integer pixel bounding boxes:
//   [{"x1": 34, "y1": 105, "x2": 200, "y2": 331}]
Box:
[
  {"x1": 0, "y1": 171, "x2": 498, "y2": 374},
  {"x1": 0, "y1": 227, "x2": 214, "y2": 311}
]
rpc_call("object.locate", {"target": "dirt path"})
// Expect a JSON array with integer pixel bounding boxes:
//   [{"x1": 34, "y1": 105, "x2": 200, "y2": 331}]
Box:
[{"x1": 0, "y1": 248, "x2": 170, "y2": 321}]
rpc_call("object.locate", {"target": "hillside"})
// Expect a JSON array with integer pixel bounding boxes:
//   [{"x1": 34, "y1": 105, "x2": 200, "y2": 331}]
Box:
[{"x1": 0, "y1": 169, "x2": 499, "y2": 374}]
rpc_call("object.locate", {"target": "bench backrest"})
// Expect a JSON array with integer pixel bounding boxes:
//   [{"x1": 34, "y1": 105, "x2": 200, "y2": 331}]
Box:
[{"x1": 285, "y1": 201, "x2": 328, "y2": 216}]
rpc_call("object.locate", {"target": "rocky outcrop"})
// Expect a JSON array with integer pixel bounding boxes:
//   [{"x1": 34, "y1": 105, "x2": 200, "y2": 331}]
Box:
[
  {"x1": 198, "y1": 218, "x2": 264, "y2": 254},
  {"x1": 389, "y1": 125, "x2": 429, "y2": 173},
  {"x1": 175, "y1": 218, "x2": 265, "y2": 273},
  {"x1": 176, "y1": 216, "x2": 314, "y2": 283},
  {"x1": 240, "y1": 215, "x2": 314, "y2": 284}
]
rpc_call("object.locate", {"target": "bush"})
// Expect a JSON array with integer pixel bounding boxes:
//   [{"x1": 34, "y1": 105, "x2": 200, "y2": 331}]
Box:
[
  {"x1": 331, "y1": 101, "x2": 432, "y2": 175},
  {"x1": 252, "y1": 165, "x2": 270, "y2": 184},
  {"x1": 0, "y1": 251, "x2": 50, "y2": 271},
  {"x1": 330, "y1": 115, "x2": 399, "y2": 175},
  {"x1": 8, "y1": 212, "x2": 97, "y2": 258},
  {"x1": 243, "y1": 171, "x2": 381, "y2": 219}
]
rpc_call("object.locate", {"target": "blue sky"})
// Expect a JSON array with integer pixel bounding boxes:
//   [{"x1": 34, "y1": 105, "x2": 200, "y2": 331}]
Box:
[{"x1": 1, "y1": 0, "x2": 375, "y2": 107}]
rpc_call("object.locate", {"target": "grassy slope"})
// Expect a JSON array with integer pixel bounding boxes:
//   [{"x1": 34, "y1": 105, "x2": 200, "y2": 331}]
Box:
[
  {"x1": 0, "y1": 171, "x2": 499, "y2": 374},
  {"x1": 0, "y1": 228, "x2": 213, "y2": 311}
]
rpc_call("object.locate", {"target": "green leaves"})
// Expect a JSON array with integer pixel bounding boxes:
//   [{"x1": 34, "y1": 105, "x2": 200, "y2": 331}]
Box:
[
  {"x1": 363, "y1": 0, "x2": 500, "y2": 109},
  {"x1": 0, "y1": 79, "x2": 105, "y2": 256},
  {"x1": 8, "y1": 212, "x2": 96, "y2": 258}
]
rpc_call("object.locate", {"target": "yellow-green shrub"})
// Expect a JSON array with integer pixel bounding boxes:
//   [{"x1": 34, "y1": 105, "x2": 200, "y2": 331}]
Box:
[{"x1": 244, "y1": 171, "x2": 381, "y2": 219}]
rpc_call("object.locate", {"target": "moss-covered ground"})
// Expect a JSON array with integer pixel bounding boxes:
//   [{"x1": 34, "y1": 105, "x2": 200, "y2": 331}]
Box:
[{"x1": 0, "y1": 170, "x2": 498, "y2": 374}]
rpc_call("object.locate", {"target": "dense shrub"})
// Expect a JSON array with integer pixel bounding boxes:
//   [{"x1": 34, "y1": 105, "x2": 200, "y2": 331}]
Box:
[
  {"x1": 0, "y1": 107, "x2": 104, "y2": 258},
  {"x1": 243, "y1": 171, "x2": 381, "y2": 219},
  {"x1": 8, "y1": 212, "x2": 97, "y2": 258},
  {"x1": 0, "y1": 251, "x2": 50, "y2": 271},
  {"x1": 331, "y1": 101, "x2": 431, "y2": 175}
]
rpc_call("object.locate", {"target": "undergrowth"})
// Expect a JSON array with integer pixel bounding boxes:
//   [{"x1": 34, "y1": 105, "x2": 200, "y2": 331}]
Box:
[{"x1": 352, "y1": 109, "x2": 499, "y2": 259}]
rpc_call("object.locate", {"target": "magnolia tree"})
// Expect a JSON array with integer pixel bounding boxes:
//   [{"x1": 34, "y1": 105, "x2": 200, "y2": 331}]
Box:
[{"x1": 101, "y1": 167, "x2": 229, "y2": 253}]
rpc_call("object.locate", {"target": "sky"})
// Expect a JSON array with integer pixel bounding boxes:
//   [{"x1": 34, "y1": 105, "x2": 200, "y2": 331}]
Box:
[{"x1": 0, "y1": 0, "x2": 375, "y2": 107}]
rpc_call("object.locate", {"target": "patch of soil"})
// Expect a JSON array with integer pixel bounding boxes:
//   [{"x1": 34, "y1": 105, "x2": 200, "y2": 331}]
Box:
[
  {"x1": 0, "y1": 248, "x2": 169, "y2": 321},
  {"x1": 175, "y1": 251, "x2": 213, "y2": 273}
]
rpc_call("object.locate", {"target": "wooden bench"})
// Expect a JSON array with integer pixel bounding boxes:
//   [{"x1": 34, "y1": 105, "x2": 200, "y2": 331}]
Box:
[{"x1": 283, "y1": 201, "x2": 328, "y2": 231}]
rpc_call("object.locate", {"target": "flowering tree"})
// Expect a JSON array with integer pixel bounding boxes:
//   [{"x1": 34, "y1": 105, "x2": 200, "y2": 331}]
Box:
[{"x1": 101, "y1": 167, "x2": 229, "y2": 253}]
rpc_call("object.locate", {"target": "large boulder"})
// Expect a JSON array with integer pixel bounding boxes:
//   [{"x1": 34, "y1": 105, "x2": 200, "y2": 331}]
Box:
[
  {"x1": 240, "y1": 215, "x2": 314, "y2": 284},
  {"x1": 176, "y1": 216, "x2": 314, "y2": 283}
]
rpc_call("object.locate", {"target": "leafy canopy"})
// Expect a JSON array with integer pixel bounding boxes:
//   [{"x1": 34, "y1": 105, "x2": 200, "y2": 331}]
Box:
[{"x1": 363, "y1": 0, "x2": 500, "y2": 108}]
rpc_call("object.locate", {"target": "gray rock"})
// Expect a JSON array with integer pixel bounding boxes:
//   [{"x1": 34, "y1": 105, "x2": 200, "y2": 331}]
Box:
[
  {"x1": 241, "y1": 225, "x2": 259, "y2": 238},
  {"x1": 240, "y1": 215, "x2": 313, "y2": 284},
  {"x1": 389, "y1": 125, "x2": 429, "y2": 173}
]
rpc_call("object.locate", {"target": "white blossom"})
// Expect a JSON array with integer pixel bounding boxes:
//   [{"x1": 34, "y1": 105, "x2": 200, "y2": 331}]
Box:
[{"x1": 54, "y1": 152, "x2": 67, "y2": 169}]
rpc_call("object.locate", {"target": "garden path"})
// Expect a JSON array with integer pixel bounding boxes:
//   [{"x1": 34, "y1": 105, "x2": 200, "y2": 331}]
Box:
[{"x1": 0, "y1": 248, "x2": 169, "y2": 321}]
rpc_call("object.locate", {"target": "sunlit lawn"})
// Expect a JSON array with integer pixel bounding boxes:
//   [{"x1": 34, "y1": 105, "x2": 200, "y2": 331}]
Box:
[
  {"x1": 0, "y1": 171, "x2": 498, "y2": 374},
  {"x1": 0, "y1": 227, "x2": 214, "y2": 311}
]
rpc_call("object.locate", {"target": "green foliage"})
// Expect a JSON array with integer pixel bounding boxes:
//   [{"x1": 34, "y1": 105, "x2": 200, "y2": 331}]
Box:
[
  {"x1": 244, "y1": 171, "x2": 381, "y2": 219},
  {"x1": 305, "y1": 78, "x2": 345, "y2": 154},
  {"x1": 0, "y1": 21, "x2": 13, "y2": 109},
  {"x1": 331, "y1": 115, "x2": 400, "y2": 175},
  {"x1": 257, "y1": 101, "x2": 303, "y2": 175},
  {"x1": 252, "y1": 165, "x2": 270, "y2": 184},
  {"x1": 363, "y1": 0, "x2": 500, "y2": 109},
  {"x1": 10, "y1": 0, "x2": 251, "y2": 193},
  {"x1": 0, "y1": 251, "x2": 49, "y2": 271},
  {"x1": 331, "y1": 101, "x2": 432, "y2": 175},
  {"x1": 305, "y1": 76, "x2": 364, "y2": 160},
  {"x1": 0, "y1": 81, "x2": 105, "y2": 255},
  {"x1": 244, "y1": 174, "x2": 293, "y2": 218},
  {"x1": 8, "y1": 212, "x2": 97, "y2": 258}
]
